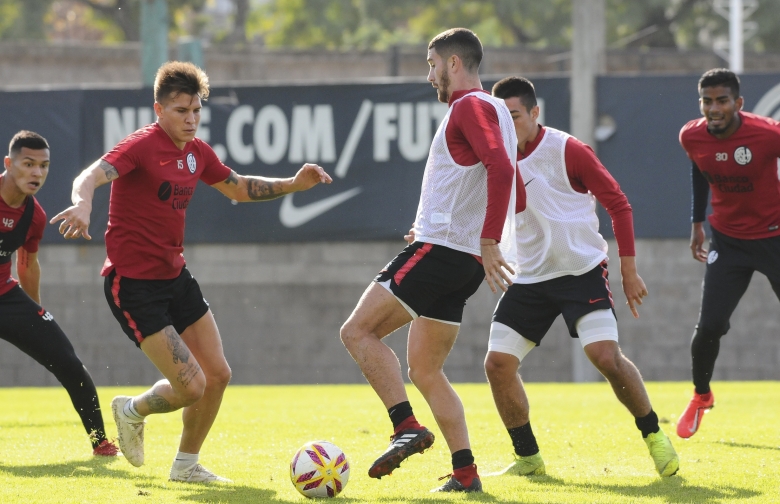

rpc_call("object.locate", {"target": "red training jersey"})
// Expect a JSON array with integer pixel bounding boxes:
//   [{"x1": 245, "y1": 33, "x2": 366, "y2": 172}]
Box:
[
  {"x1": 679, "y1": 111, "x2": 780, "y2": 240},
  {"x1": 0, "y1": 179, "x2": 46, "y2": 297},
  {"x1": 101, "y1": 123, "x2": 232, "y2": 279},
  {"x1": 446, "y1": 88, "x2": 524, "y2": 242},
  {"x1": 516, "y1": 126, "x2": 635, "y2": 256}
]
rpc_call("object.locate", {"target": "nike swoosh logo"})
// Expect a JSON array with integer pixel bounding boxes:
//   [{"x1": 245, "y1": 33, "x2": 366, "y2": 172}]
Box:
[
  {"x1": 160, "y1": 160, "x2": 173, "y2": 166},
  {"x1": 280, "y1": 187, "x2": 362, "y2": 228},
  {"x1": 524, "y1": 178, "x2": 535, "y2": 187},
  {"x1": 38, "y1": 308, "x2": 45, "y2": 316},
  {"x1": 589, "y1": 298, "x2": 606, "y2": 304}
]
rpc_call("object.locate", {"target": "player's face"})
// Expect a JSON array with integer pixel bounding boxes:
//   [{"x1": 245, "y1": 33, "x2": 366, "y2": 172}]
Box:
[
  {"x1": 427, "y1": 48, "x2": 451, "y2": 103},
  {"x1": 155, "y1": 92, "x2": 202, "y2": 147},
  {"x1": 699, "y1": 85, "x2": 743, "y2": 137},
  {"x1": 503, "y1": 97, "x2": 539, "y2": 143},
  {"x1": 3, "y1": 147, "x2": 50, "y2": 196}
]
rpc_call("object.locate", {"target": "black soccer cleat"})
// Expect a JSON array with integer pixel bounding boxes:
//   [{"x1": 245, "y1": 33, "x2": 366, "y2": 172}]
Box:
[
  {"x1": 431, "y1": 475, "x2": 483, "y2": 493},
  {"x1": 368, "y1": 427, "x2": 435, "y2": 478}
]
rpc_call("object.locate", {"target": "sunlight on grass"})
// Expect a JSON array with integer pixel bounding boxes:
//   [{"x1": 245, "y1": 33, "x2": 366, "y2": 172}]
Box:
[{"x1": 0, "y1": 382, "x2": 777, "y2": 503}]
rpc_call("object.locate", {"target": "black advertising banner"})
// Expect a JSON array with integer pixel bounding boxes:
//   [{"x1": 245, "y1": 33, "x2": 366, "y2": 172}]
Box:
[{"x1": 0, "y1": 74, "x2": 778, "y2": 243}]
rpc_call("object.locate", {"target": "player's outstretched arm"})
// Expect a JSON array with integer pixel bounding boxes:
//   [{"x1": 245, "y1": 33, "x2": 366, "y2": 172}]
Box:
[
  {"x1": 212, "y1": 163, "x2": 332, "y2": 202},
  {"x1": 49, "y1": 159, "x2": 119, "y2": 240},
  {"x1": 16, "y1": 249, "x2": 41, "y2": 305},
  {"x1": 690, "y1": 222, "x2": 708, "y2": 263},
  {"x1": 620, "y1": 256, "x2": 648, "y2": 319}
]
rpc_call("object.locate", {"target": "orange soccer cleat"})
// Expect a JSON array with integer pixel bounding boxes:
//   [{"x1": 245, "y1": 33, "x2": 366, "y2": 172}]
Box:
[{"x1": 677, "y1": 390, "x2": 715, "y2": 438}]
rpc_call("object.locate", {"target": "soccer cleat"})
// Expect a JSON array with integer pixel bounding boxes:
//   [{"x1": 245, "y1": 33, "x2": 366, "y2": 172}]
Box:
[
  {"x1": 92, "y1": 439, "x2": 120, "y2": 457},
  {"x1": 368, "y1": 427, "x2": 435, "y2": 478},
  {"x1": 111, "y1": 396, "x2": 145, "y2": 467},
  {"x1": 431, "y1": 474, "x2": 483, "y2": 493},
  {"x1": 169, "y1": 463, "x2": 232, "y2": 483},
  {"x1": 490, "y1": 452, "x2": 546, "y2": 476},
  {"x1": 676, "y1": 390, "x2": 715, "y2": 439},
  {"x1": 644, "y1": 429, "x2": 679, "y2": 477}
]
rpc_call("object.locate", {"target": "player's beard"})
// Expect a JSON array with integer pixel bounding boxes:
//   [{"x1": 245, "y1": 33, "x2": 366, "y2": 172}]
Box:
[
  {"x1": 436, "y1": 67, "x2": 451, "y2": 103},
  {"x1": 707, "y1": 114, "x2": 735, "y2": 135}
]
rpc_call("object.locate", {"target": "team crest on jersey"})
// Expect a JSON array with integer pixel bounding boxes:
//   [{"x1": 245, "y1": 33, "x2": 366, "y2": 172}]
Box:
[
  {"x1": 734, "y1": 146, "x2": 752, "y2": 166},
  {"x1": 187, "y1": 152, "x2": 197, "y2": 174},
  {"x1": 707, "y1": 250, "x2": 719, "y2": 264}
]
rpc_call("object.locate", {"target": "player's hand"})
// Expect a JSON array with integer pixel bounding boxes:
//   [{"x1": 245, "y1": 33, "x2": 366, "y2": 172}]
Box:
[
  {"x1": 291, "y1": 163, "x2": 332, "y2": 192},
  {"x1": 404, "y1": 228, "x2": 415, "y2": 244},
  {"x1": 690, "y1": 222, "x2": 708, "y2": 262},
  {"x1": 620, "y1": 256, "x2": 648, "y2": 318},
  {"x1": 49, "y1": 204, "x2": 92, "y2": 240},
  {"x1": 480, "y1": 239, "x2": 514, "y2": 293}
]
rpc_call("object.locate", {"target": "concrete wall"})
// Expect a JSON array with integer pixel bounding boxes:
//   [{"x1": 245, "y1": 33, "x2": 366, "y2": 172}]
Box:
[
  {"x1": 3, "y1": 41, "x2": 780, "y2": 89},
  {"x1": 1, "y1": 239, "x2": 778, "y2": 386}
]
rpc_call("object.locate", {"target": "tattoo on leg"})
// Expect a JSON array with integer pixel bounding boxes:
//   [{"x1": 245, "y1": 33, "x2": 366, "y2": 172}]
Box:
[
  {"x1": 247, "y1": 178, "x2": 285, "y2": 201},
  {"x1": 164, "y1": 326, "x2": 191, "y2": 365},
  {"x1": 98, "y1": 159, "x2": 119, "y2": 181},
  {"x1": 177, "y1": 362, "x2": 202, "y2": 388},
  {"x1": 145, "y1": 393, "x2": 173, "y2": 413}
]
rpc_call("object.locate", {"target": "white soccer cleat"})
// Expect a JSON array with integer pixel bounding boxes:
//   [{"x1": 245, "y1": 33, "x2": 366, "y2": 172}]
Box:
[
  {"x1": 111, "y1": 395, "x2": 145, "y2": 467},
  {"x1": 169, "y1": 463, "x2": 232, "y2": 483}
]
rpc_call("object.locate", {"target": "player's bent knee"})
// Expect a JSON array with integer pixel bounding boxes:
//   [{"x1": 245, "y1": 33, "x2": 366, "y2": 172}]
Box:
[
  {"x1": 484, "y1": 351, "x2": 519, "y2": 383},
  {"x1": 207, "y1": 364, "x2": 232, "y2": 389}
]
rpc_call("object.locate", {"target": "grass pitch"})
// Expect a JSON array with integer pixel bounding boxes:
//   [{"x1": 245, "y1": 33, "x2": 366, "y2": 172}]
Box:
[{"x1": 0, "y1": 381, "x2": 776, "y2": 503}]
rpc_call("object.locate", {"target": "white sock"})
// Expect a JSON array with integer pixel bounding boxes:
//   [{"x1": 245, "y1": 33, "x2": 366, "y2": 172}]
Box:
[
  {"x1": 122, "y1": 398, "x2": 145, "y2": 423},
  {"x1": 173, "y1": 451, "x2": 199, "y2": 471}
]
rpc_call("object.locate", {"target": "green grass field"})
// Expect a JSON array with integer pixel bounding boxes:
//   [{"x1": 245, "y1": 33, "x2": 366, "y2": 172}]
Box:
[{"x1": 0, "y1": 382, "x2": 776, "y2": 503}]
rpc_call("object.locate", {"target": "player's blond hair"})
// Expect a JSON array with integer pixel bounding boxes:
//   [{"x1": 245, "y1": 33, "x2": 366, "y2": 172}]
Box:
[{"x1": 154, "y1": 61, "x2": 210, "y2": 104}]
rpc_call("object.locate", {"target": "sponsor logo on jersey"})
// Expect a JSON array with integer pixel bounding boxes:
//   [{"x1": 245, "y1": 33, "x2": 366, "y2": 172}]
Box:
[
  {"x1": 2, "y1": 217, "x2": 14, "y2": 228},
  {"x1": 700, "y1": 172, "x2": 754, "y2": 193},
  {"x1": 707, "y1": 250, "x2": 719, "y2": 264},
  {"x1": 734, "y1": 146, "x2": 752, "y2": 165},
  {"x1": 187, "y1": 152, "x2": 196, "y2": 174},
  {"x1": 157, "y1": 181, "x2": 194, "y2": 209}
]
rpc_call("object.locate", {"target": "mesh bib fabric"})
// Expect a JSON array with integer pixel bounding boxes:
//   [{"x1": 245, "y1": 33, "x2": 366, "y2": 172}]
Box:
[
  {"x1": 513, "y1": 127, "x2": 607, "y2": 283},
  {"x1": 413, "y1": 92, "x2": 518, "y2": 271}
]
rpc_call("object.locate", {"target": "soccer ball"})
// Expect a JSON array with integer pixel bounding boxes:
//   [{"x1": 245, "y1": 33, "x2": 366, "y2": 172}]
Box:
[{"x1": 290, "y1": 440, "x2": 350, "y2": 498}]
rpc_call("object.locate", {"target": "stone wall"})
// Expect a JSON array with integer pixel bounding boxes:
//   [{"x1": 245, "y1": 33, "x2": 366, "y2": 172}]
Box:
[
  {"x1": 1, "y1": 239, "x2": 777, "y2": 386},
  {"x1": 3, "y1": 41, "x2": 780, "y2": 89}
]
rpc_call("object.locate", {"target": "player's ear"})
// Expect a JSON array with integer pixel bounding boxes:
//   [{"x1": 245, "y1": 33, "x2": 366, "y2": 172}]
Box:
[
  {"x1": 3, "y1": 156, "x2": 10, "y2": 170},
  {"x1": 735, "y1": 96, "x2": 744, "y2": 111},
  {"x1": 153, "y1": 101, "x2": 164, "y2": 118},
  {"x1": 531, "y1": 106, "x2": 540, "y2": 122}
]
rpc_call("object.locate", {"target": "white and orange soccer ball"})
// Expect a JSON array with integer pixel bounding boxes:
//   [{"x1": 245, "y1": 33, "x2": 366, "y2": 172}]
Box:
[{"x1": 290, "y1": 440, "x2": 350, "y2": 498}]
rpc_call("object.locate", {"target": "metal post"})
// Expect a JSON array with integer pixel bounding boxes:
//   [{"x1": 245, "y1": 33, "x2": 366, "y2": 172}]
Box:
[
  {"x1": 141, "y1": 0, "x2": 169, "y2": 86},
  {"x1": 178, "y1": 37, "x2": 205, "y2": 69},
  {"x1": 729, "y1": 0, "x2": 743, "y2": 73},
  {"x1": 570, "y1": 0, "x2": 605, "y2": 382}
]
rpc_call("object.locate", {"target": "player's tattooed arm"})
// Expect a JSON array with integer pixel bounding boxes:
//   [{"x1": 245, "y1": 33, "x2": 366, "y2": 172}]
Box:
[
  {"x1": 211, "y1": 164, "x2": 331, "y2": 202},
  {"x1": 98, "y1": 159, "x2": 119, "y2": 182}
]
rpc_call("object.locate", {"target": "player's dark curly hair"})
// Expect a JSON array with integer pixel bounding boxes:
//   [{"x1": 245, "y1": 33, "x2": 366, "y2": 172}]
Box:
[
  {"x1": 492, "y1": 76, "x2": 538, "y2": 113},
  {"x1": 154, "y1": 61, "x2": 210, "y2": 104},
  {"x1": 9, "y1": 130, "x2": 49, "y2": 156},
  {"x1": 428, "y1": 28, "x2": 483, "y2": 74},
  {"x1": 699, "y1": 68, "x2": 740, "y2": 98}
]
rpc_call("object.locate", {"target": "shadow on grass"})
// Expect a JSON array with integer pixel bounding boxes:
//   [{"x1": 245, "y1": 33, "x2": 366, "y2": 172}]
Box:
[
  {"x1": 0, "y1": 456, "x2": 148, "y2": 481},
  {"x1": 715, "y1": 440, "x2": 780, "y2": 452},
  {"x1": 529, "y1": 474, "x2": 761, "y2": 503},
  {"x1": 153, "y1": 481, "x2": 370, "y2": 504}
]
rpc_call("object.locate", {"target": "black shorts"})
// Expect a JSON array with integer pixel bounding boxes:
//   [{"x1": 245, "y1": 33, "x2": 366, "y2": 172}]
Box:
[
  {"x1": 492, "y1": 261, "x2": 615, "y2": 345},
  {"x1": 374, "y1": 242, "x2": 485, "y2": 324},
  {"x1": 698, "y1": 228, "x2": 780, "y2": 335},
  {"x1": 104, "y1": 266, "x2": 210, "y2": 347}
]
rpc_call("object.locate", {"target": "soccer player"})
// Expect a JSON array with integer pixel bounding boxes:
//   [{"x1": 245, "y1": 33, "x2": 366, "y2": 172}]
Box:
[
  {"x1": 50, "y1": 62, "x2": 331, "y2": 482},
  {"x1": 484, "y1": 76, "x2": 679, "y2": 478},
  {"x1": 677, "y1": 68, "x2": 780, "y2": 438},
  {"x1": 0, "y1": 130, "x2": 118, "y2": 457},
  {"x1": 340, "y1": 28, "x2": 521, "y2": 493}
]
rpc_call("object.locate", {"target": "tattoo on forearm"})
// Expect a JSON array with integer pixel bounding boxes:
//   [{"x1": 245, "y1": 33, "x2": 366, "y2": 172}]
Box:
[
  {"x1": 164, "y1": 326, "x2": 191, "y2": 365},
  {"x1": 99, "y1": 160, "x2": 119, "y2": 181},
  {"x1": 18, "y1": 249, "x2": 29, "y2": 268},
  {"x1": 145, "y1": 393, "x2": 173, "y2": 413},
  {"x1": 225, "y1": 171, "x2": 239, "y2": 185},
  {"x1": 247, "y1": 178, "x2": 285, "y2": 201},
  {"x1": 177, "y1": 362, "x2": 202, "y2": 388}
]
